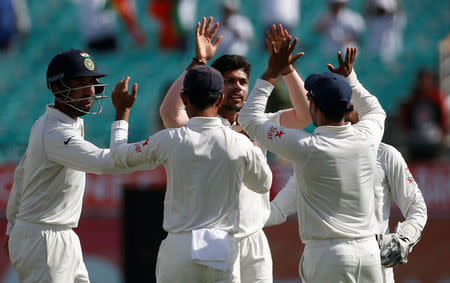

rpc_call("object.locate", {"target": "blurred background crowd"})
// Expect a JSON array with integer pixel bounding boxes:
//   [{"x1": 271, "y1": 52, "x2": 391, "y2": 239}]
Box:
[
  {"x1": 0, "y1": 0, "x2": 449, "y2": 162},
  {"x1": 0, "y1": 0, "x2": 449, "y2": 282}
]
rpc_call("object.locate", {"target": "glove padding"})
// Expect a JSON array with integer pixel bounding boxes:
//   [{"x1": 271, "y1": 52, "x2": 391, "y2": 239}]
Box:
[{"x1": 377, "y1": 222, "x2": 421, "y2": 268}]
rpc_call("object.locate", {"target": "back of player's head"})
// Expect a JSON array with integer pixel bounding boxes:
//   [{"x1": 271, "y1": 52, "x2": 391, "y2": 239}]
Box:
[
  {"x1": 211, "y1": 55, "x2": 251, "y2": 78},
  {"x1": 183, "y1": 65, "x2": 224, "y2": 110},
  {"x1": 305, "y1": 72, "x2": 352, "y2": 122}
]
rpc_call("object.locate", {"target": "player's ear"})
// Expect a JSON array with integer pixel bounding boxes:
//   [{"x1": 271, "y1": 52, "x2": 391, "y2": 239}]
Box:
[
  {"x1": 215, "y1": 93, "x2": 224, "y2": 108},
  {"x1": 180, "y1": 91, "x2": 189, "y2": 106}
]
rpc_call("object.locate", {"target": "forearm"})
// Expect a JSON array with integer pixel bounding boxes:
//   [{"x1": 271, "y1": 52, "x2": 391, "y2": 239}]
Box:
[
  {"x1": 159, "y1": 71, "x2": 189, "y2": 128},
  {"x1": 401, "y1": 188, "x2": 428, "y2": 232},
  {"x1": 6, "y1": 157, "x2": 25, "y2": 235},
  {"x1": 6, "y1": 186, "x2": 20, "y2": 235},
  {"x1": 280, "y1": 70, "x2": 311, "y2": 129},
  {"x1": 347, "y1": 70, "x2": 386, "y2": 123},
  {"x1": 239, "y1": 79, "x2": 275, "y2": 136},
  {"x1": 265, "y1": 175, "x2": 298, "y2": 227},
  {"x1": 265, "y1": 203, "x2": 289, "y2": 227}
]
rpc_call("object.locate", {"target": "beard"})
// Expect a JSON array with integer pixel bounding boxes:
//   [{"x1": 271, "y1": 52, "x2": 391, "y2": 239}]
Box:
[
  {"x1": 220, "y1": 103, "x2": 243, "y2": 112},
  {"x1": 67, "y1": 101, "x2": 92, "y2": 117}
]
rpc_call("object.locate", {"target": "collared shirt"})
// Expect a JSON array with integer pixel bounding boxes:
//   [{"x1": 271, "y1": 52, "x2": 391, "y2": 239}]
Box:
[
  {"x1": 110, "y1": 117, "x2": 272, "y2": 234},
  {"x1": 6, "y1": 105, "x2": 129, "y2": 234},
  {"x1": 239, "y1": 71, "x2": 386, "y2": 241},
  {"x1": 218, "y1": 112, "x2": 281, "y2": 238}
]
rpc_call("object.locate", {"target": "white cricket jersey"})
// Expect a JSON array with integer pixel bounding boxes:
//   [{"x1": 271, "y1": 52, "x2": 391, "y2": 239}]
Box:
[
  {"x1": 266, "y1": 142, "x2": 427, "y2": 282},
  {"x1": 6, "y1": 105, "x2": 131, "y2": 235},
  {"x1": 218, "y1": 113, "x2": 281, "y2": 238},
  {"x1": 110, "y1": 117, "x2": 272, "y2": 233},
  {"x1": 267, "y1": 143, "x2": 428, "y2": 233},
  {"x1": 239, "y1": 71, "x2": 386, "y2": 241}
]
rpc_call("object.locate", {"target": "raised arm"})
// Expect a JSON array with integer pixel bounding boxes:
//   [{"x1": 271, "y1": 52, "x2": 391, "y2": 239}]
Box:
[
  {"x1": 45, "y1": 77, "x2": 148, "y2": 175},
  {"x1": 238, "y1": 30, "x2": 311, "y2": 160},
  {"x1": 159, "y1": 16, "x2": 222, "y2": 128},
  {"x1": 111, "y1": 77, "x2": 169, "y2": 169},
  {"x1": 327, "y1": 48, "x2": 386, "y2": 144},
  {"x1": 268, "y1": 25, "x2": 311, "y2": 129}
]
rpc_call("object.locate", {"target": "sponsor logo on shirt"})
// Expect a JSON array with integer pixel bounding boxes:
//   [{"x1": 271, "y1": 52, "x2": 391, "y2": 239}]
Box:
[
  {"x1": 405, "y1": 168, "x2": 415, "y2": 184},
  {"x1": 135, "y1": 144, "x2": 142, "y2": 153},
  {"x1": 142, "y1": 138, "x2": 150, "y2": 147},
  {"x1": 64, "y1": 136, "x2": 74, "y2": 145},
  {"x1": 268, "y1": 127, "x2": 285, "y2": 140},
  {"x1": 275, "y1": 130, "x2": 285, "y2": 138}
]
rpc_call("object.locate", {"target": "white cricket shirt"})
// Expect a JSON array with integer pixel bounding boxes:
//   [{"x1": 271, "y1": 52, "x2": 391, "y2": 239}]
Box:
[
  {"x1": 110, "y1": 117, "x2": 272, "y2": 233},
  {"x1": 218, "y1": 113, "x2": 281, "y2": 238},
  {"x1": 239, "y1": 71, "x2": 386, "y2": 241},
  {"x1": 267, "y1": 143, "x2": 428, "y2": 234},
  {"x1": 6, "y1": 105, "x2": 130, "y2": 234}
]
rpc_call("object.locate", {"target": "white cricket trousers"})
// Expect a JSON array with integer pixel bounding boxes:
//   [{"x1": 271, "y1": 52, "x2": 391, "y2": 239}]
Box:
[
  {"x1": 233, "y1": 229, "x2": 273, "y2": 283},
  {"x1": 382, "y1": 266, "x2": 395, "y2": 283},
  {"x1": 299, "y1": 236, "x2": 383, "y2": 283},
  {"x1": 9, "y1": 219, "x2": 89, "y2": 283},
  {"x1": 156, "y1": 232, "x2": 239, "y2": 283}
]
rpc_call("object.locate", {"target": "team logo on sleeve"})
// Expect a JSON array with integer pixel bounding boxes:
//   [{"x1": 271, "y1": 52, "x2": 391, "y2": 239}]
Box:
[
  {"x1": 268, "y1": 127, "x2": 285, "y2": 140},
  {"x1": 404, "y1": 168, "x2": 416, "y2": 184}
]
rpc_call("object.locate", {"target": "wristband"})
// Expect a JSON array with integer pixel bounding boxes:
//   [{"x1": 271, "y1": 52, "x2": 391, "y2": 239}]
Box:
[{"x1": 192, "y1": 57, "x2": 207, "y2": 65}]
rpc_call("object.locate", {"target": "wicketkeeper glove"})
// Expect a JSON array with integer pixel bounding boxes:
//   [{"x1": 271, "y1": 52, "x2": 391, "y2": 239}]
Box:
[{"x1": 376, "y1": 222, "x2": 421, "y2": 268}]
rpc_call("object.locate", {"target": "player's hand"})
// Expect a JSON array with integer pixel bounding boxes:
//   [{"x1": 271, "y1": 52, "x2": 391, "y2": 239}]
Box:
[
  {"x1": 326, "y1": 47, "x2": 357, "y2": 77},
  {"x1": 379, "y1": 233, "x2": 410, "y2": 268},
  {"x1": 111, "y1": 77, "x2": 138, "y2": 112},
  {"x1": 194, "y1": 16, "x2": 223, "y2": 63},
  {"x1": 262, "y1": 25, "x2": 304, "y2": 85},
  {"x1": 2, "y1": 235, "x2": 9, "y2": 259},
  {"x1": 266, "y1": 24, "x2": 299, "y2": 75}
]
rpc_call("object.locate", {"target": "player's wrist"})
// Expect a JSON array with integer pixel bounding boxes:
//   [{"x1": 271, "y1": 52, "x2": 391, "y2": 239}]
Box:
[
  {"x1": 281, "y1": 65, "x2": 295, "y2": 76},
  {"x1": 187, "y1": 57, "x2": 208, "y2": 70},
  {"x1": 261, "y1": 69, "x2": 279, "y2": 85},
  {"x1": 114, "y1": 108, "x2": 131, "y2": 121},
  {"x1": 192, "y1": 57, "x2": 208, "y2": 65}
]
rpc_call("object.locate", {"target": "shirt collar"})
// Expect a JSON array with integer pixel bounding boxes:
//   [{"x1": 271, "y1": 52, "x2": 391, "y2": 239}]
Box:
[
  {"x1": 217, "y1": 114, "x2": 236, "y2": 127},
  {"x1": 186, "y1": 116, "x2": 224, "y2": 127},
  {"x1": 313, "y1": 122, "x2": 352, "y2": 136},
  {"x1": 46, "y1": 104, "x2": 83, "y2": 126}
]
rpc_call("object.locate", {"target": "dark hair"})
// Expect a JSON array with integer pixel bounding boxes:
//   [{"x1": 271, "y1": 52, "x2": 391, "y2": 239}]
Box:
[
  {"x1": 321, "y1": 109, "x2": 346, "y2": 122},
  {"x1": 211, "y1": 55, "x2": 251, "y2": 77},
  {"x1": 182, "y1": 89, "x2": 222, "y2": 111}
]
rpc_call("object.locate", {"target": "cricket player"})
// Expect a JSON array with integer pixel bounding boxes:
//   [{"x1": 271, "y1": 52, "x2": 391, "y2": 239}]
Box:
[
  {"x1": 3, "y1": 49, "x2": 139, "y2": 282},
  {"x1": 267, "y1": 123, "x2": 428, "y2": 283},
  {"x1": 239, "y1": 41, "x2": 386, "y2": 282},
  {"x1": 159, "y1": 18, "x2": 310, "y2": 282},
  {"x1": 265, "y1": 50, "x2": 428, "y2": 282},
  {"x1": 109, "y1": 65, "x2": 273, "y2": 282}
]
